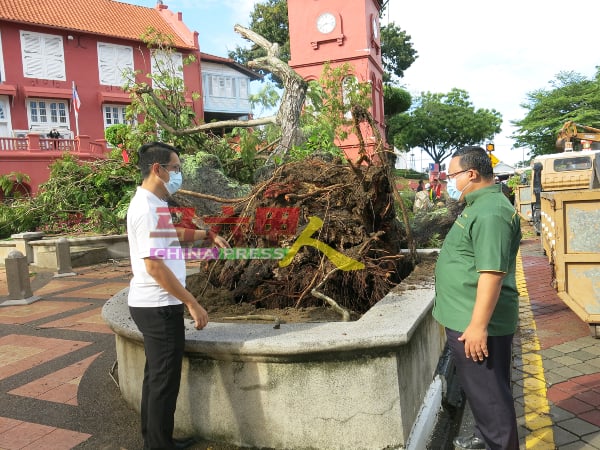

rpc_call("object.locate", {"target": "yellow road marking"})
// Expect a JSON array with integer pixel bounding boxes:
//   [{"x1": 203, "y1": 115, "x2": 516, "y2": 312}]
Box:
[{"x1": 516, "y1": 250, "x2": 555, "y2": 449}]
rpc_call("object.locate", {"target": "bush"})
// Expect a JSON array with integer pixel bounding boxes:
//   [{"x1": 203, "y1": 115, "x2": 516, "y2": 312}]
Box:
[{"x1": 0, "y1": 154, "x2": 139, "y2": 239}]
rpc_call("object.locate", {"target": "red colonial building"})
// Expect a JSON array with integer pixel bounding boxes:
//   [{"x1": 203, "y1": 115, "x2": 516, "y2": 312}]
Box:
[{"x1": 0, "y1": 0, "x2": 259, "y2": 195}]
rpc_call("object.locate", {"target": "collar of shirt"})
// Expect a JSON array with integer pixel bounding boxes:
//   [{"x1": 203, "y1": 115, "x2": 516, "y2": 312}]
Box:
[{"x1": 463, "y1": 183, "x2": 501, "y2": 206}]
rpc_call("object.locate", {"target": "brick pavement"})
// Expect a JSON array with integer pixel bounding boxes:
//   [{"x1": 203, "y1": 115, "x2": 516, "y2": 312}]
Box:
[
  {"x1": 0, "y1": 235, "x2": 600, "y2": 449},
  {"x1": 513, "y1": 239, "x2": 600, "y2": 449},
  {"x1": 0, "y1": 262, "x2": 139, "y2": 450}
]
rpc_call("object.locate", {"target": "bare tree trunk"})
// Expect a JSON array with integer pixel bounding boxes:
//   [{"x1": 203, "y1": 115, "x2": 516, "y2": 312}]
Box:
[{"x1": 234, "y1": 25, "x2": 307, "y2": 161}]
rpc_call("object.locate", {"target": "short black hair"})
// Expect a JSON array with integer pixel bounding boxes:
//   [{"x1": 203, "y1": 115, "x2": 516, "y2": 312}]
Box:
[
  {"x1": 452, "y1": 146, "x2": 493, "y2": 179},
  {"x1": 137, "y1": 142, "x2": 180, "y2": 179}
]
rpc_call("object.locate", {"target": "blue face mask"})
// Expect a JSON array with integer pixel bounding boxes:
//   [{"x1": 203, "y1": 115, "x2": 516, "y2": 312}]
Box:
[
  {"x1": 164, "y1": 171, "x2": 182, "y2": 195},
  {"x1": 446, "y1": 177, "x2": 463, "y2": 201}
]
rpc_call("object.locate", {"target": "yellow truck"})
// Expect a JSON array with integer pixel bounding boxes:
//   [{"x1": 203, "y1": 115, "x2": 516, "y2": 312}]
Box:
[{"x1": 522, "y1": 122, "x2": 600, "y2": 335}]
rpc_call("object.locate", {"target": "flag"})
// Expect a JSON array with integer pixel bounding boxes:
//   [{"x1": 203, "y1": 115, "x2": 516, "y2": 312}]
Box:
[{"x1": 72, "y1": 82, "x2": 81, "y2": 114}]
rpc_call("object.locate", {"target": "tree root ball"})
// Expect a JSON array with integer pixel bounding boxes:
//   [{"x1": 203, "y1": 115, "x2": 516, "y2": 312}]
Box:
[{"x1": 188, "y1": 157, "x2": 415, "y2": 315}]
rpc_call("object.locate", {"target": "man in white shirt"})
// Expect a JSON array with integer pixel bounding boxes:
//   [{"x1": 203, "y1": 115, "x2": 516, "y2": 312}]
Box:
[{"x1": 127, "y1": 142, "x2": 229, "y2": 450}]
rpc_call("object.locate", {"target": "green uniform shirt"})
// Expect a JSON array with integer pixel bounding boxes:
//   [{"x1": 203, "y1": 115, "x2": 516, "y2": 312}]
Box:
[{"x1": 432, "y1": 184, "x2": 521, "y2": 335}]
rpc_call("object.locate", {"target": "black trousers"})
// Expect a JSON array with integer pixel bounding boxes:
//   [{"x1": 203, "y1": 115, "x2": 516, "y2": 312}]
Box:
[
  {"x1": 130, "y1": 305, "x2": 185, "y2": 450},
  {"x1": 446, "y1": 328, "x2": 519, "y2": 450}
]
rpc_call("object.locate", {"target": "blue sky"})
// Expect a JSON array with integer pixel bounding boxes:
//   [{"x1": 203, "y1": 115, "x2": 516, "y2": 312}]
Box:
[
  {"x1": 127, "y1": 0, "x2": 600, "y2": 166},
  {"x1": 127, "y1": 0, "x2": 258, "y2": 56}
]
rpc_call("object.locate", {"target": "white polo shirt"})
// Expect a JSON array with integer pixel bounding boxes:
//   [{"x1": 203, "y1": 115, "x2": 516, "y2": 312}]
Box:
[{"x1": 127, "y1": 187, "x2": 186, "y2": 307}]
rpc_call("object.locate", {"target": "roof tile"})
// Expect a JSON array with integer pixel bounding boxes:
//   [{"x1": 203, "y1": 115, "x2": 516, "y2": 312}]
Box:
[{"x1": 0, "y1": 0, "x2": 195, "y2": 49}]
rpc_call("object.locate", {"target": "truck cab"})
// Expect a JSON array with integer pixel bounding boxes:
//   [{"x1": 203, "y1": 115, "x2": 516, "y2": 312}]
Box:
[{"x1": 530, "y1": 150, "x2": 600, "y2": 233}]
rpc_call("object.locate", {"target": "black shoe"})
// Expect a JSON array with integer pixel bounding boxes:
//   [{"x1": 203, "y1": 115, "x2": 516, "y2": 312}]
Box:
[
  {"x1": 173, "y1": 437, "x2": 196, "y2": 449},
  {"x1": 453, "y1": 434, "x2": 485, "y2": 449}
]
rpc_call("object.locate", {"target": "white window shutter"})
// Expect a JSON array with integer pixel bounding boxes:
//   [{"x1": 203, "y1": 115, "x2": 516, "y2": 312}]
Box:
[
  {"x1": 21, "y1": 32, "x2": 43, "y2": 78},
  {"x1": 44, "y1": 36, "x2": 66, "y2": 80},
  {"x1": 98, "y1": 43, "x2": 132, "y2": 86},
  {"x1": 98, "y1": 43, "x2": 116, "y2": 85},
  {"x1": 239, "y1": 78, "x2": 248, "y2": 96},
  {"x1": 21, "y1": 32, "x2": 65, "y2": 80},
  {"x1": 115, "y1": 46, "x2": 133, "y2": 85},
  {"x1": 211, "y1": 75, "x2": 219, "y2": 96}
]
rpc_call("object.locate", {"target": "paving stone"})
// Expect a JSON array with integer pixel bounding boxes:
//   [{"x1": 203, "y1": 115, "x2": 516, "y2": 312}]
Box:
[
  {"x1": 583, "y1": 345, "x2": 600, "y2": 356},
  {"x1": 572, "y1": 363, "x2": 600, "y2": 375},
  {"x1": 551, "y1": 366, "x2": 586, "y2": 379},
  {"x1": 550, "y1": 406, "x2": 576, "y2": 422},
  {"x1": 551, "y1": 426, "x2": 580, "y2": 447},
  {"x1": 553, "y1": 343, "x2": 585, "y2": 354},
  {"x1": 558, "y1": 441, "x2": 595, "y2": 450},
  {"x1": 569, "y1": 350, "x2": 599, "y2": 362},
  {"x1": 557, "y1": 417, "x2": 600, "y2": 436},
  {"x1": 587, "y1": 358, "x2": 600, "y2": 369},
  {"x1": 555, "y1": 355, "x2": 587, "y2": 366},
  {"x1": 580, "y1": 410, "x2": 600, "y2": 428},
  {"x1": 541, "y1": 359, "x2": 564, "y2": 372},
  {"x1": 540, "y1": 348, "x2": 566, "y2": 359},
  {"x1": 582, "y1": 430, "x2": 600, "y2": 448}
]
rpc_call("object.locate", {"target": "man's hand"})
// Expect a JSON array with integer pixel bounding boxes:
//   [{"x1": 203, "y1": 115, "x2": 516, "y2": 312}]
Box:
[
  {"x1": 458, "y1": 325, "x2": 488, "y2": 362},
  {"x1": 459, "y1": 271, "x2": 504, "y2": 362},
  {"x1": 211, "y1": 233, "x2": 230, "y2": 249},
  {"x1": 187, "y1": 301, "x2": 208, "y2": 330}
]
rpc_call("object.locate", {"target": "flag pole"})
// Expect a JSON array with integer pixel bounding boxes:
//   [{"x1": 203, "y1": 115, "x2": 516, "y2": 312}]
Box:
[{"x1": 72, "y1": 81, "x2": 80, "y2": 137}]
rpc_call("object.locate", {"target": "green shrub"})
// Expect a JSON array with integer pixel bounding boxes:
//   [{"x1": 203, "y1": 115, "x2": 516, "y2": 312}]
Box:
[{"x1": 0, "y1": 154, "x2": 139, "y2": 239}]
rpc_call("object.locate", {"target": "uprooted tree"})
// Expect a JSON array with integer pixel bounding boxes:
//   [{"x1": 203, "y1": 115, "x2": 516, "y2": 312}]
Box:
[{"x1": 127, "y1": 25, "x2": 415, "y2": 316}]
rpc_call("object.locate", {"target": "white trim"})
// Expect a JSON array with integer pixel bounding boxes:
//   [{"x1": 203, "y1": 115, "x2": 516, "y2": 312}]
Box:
[
  {"x1": 102, "y1": 104, "x2": 129, "y2": 128},
  {"x1": 405, "y1": 375, "x2": 444, "y2": 450},
  {"x1": 0, "y1": 96, "x2": 12, "y2": 138},
  {"x1": 26, "y1": 98, "x2": 70, "y2": 130}
]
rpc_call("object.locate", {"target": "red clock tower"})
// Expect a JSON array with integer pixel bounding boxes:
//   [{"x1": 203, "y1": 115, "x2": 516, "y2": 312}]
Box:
[{"x1": 287, "y1": 0, "x2": 386, "y2": 161}]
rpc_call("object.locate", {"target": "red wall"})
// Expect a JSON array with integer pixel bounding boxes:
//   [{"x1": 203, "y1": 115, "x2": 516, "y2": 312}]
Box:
[
  {"x1": 0, "y1": 21, "x2": 204, "y2": 193},
  {"x1": 1, "y1": 21, "x2": 203, "y2": 142}
]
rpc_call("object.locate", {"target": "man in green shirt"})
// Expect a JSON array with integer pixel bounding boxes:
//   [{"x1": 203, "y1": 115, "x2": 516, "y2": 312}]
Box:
[{"x1": 433, "y1": 146, "x2": 521, "y2": 450}]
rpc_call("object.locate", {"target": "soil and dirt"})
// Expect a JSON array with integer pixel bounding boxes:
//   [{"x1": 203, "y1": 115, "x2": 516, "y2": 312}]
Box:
[{"x1": 186, "y1": 250, "x2": 438, "y2": 324}]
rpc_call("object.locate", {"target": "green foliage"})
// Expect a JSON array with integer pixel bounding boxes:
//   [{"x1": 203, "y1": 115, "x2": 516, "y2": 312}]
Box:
[
  {"x1": 0, "y1": 172, "x2": 31, "y2": 198},
  {"x1": 506, "y1": 174, "x2": 520, "y2": 192},
  {"x1": 409, "y1": 206, "x2": 459, "y2": 248},
  {"x1": 105, "y1": 124, "x2": 129, "y2": 147},
  {"x1": 294, "y1": 63, "x2": 372, "y2": 158},
  {"x1": 426, "y1": 232, "x2": 443, "y2": 248},
  {"x1": 123, "y1": 27, "x2": 204, "y2": 153},
  {"x1": 229, "y1": 127, "x2": 266, "y2": 183},
  {"x1": 289, "y1": 125, "x2": 343, "y2": 161},
  {"x1": 393, "y1": 168, "x2": 425, "y2": 180},
  {"x1": 391, "y1": 88, "x2": 503, "y2": 164},
  {"x1": 384, "y1": 85, "x2": 412, "y2": 117},
  {"x1": 380, "y1": 22, "x2": 418, "y2": 84},
  {"x1": 511, "y1": 69, "x2": 600, "y2": 157},
  {"x1": 249, "y1": 81, "x2": 281, "y2": 117},
  {"x1": 0, "y1": 154, "x2": 139, "y2": 239}
]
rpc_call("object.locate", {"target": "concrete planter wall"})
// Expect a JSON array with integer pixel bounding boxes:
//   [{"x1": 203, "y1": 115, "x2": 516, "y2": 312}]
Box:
[
  {"x1": 0, "y1": 234, "x2": 129, "y2": 268},
  {"x1": 102, "y1": 279, "x2": 444, "y2": 450}
]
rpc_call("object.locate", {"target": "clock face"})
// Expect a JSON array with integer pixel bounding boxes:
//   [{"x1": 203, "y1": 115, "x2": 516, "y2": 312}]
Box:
[{"x1": 316, "y1": 12, "x2": 336, "y2": 34}]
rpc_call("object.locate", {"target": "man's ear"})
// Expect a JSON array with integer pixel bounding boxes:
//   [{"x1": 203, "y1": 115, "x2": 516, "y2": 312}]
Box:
[{"x1": 150, "y1": 163, "x2": 160, "y2": 176}]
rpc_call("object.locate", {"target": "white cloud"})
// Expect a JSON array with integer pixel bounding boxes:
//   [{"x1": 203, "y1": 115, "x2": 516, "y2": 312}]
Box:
[{"x1": 386, "y1": 0, "x2": 600, "y2": 164}]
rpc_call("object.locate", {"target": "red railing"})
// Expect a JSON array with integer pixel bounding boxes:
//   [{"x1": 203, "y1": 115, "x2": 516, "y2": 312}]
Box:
[
  {"x1": 39, "y1": 138, "x2": 77, "y2": 152},
  {"x1": 0, "y1": 135, "x2": 107, "y2": 154},
  {"x1": 0, "y1": 137, "x2": 28, "y2": 151}
]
